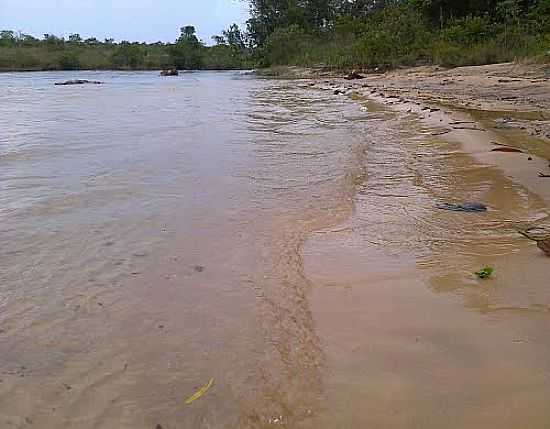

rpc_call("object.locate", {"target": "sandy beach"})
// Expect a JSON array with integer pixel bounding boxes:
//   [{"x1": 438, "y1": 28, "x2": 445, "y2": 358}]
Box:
[{"x1": 296, "y1": 63, "x2": 550, "y2": 427}]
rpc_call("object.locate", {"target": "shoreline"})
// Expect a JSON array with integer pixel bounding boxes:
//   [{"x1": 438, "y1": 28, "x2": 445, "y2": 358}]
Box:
[
  {"x1": 299, "y1": 67, "x2": 550, "y2": 426},
  {"x1": 308, "y1": 62, "x2": 550, "y2": 209}
]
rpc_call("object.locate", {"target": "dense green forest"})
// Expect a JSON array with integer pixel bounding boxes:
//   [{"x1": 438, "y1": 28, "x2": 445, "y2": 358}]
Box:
[
  {"x1": 1, "y1": 0, "x2": 549, "y2": 71},
  {"x1": 249, "y1": 0, "x2": 550, "y2": 68}
]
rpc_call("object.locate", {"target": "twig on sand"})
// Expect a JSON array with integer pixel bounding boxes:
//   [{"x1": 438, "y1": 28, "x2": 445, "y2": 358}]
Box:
[
  {"x1": 449, "y1": 121, "x2": 476, "y2": 125},
  {"x1": 538, "y1": 172, "x2": 550, "y2": 178},
  {"x1": 491, "y1": 147, "x2": 524, "y2": 153},
  {"x1": 452, "y1": 126, "x2": 487, "y2": 132},
  {"x1": 430, "y1": 129, "x2": 452, "y2": 136}
]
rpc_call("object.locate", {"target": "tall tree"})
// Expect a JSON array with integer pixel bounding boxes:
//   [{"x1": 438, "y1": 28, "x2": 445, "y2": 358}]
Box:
[{"x1": 171, "y1": 25, "x2": 203, "y2": 69}]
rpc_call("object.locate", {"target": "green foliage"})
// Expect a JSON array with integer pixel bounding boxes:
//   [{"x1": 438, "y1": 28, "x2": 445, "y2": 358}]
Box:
[
  {"x1": 475, "y1": 266, "x2": 494, "y2": 279},
  {"x1": 440, "y1": 16, "x2": 494, "y2": 45},
  {"x1": 58, "y1": 51, "x2": 81, "y2": 70},
  {"x1": 1, "y1": 1, "x2": 549, "y2": 71},
  {"x1": 170, "y1": 26, "x2": 204, "y2": 69},
  {"x1": 354, "y1": 5, "x2": 431, "y2": 67},
  {"x1": 264, "y1": 25, "x2": 309, "y2": 65},
  {"x1": 0, "y1": 23, "x2": 250, "y2": 71},
  {"x1": 111, "y1": 42, "x2": 145, "y2": 69},
  {"x1": 247, "y1": 0, "x2": 550, "y2": 69}
]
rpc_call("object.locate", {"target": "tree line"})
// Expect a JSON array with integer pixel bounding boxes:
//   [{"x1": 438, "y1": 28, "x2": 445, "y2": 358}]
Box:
[
  {"x1": 247, "y1": 0, "x2": 550, "y2": 67},
  {"x1": 1, "y1": 0, "x2": 549, "y2": 71},
  {"x1": 0, "y1": 25, "x2": 252, "y2": 71}
]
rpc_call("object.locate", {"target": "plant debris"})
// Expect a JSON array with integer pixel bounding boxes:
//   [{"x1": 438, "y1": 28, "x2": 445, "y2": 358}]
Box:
[
  {"x1": 185, "y1": 378, "x2": 214, "y2": 405},
  {"x1": 475, "y1": 267, "x2": 494, "y2": 279}
]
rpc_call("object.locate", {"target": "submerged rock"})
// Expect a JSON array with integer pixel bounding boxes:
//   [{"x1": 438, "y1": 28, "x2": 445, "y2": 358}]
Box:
[
  {"x1": 160, "y1": 68, "x2": 179, "y2": 76},
  {"x1": 54, "y1": 79, "x2": 103, "y2": 86},
  {"x1": 436, "y1": 202, "x2": 488, "y2": 212}
]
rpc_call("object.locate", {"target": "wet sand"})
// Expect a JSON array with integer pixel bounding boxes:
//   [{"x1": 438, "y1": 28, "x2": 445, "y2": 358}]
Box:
[{"x1": 299, "y1": 64, "x2": 550, "y2": 427}]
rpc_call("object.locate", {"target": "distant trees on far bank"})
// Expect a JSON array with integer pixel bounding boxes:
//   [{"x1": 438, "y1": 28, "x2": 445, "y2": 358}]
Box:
[{"x1": 0, "y1": 24, "x2": 252, "y2": 71}]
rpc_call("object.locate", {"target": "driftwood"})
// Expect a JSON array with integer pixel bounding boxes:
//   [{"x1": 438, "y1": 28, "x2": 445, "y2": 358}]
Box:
[
  {"x1": 452, "y1": 126, "x2": 487, "y2": 132},
  {"x1": 491, "y1": 147, "x2": 524, "y2": 153}
]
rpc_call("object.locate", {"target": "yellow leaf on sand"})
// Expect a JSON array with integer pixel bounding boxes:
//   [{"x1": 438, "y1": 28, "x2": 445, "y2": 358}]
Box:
[{"x1": 185, "y1": 378, "x2": 214, "y2": 405}]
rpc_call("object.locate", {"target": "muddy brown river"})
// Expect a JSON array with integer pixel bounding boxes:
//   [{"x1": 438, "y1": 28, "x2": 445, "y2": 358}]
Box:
[{"x1": 1, "y1": 71, "x2": 549, "y2": 428}]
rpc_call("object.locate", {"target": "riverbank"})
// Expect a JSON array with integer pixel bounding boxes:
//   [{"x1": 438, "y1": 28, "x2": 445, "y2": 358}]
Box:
[
  {"x1": 293, "y1": 63, "x2": 550, "y2": 427},
  {"x1": 292, "y1": 62, "x2": 550, "y2": 199},
  {"x1": 275, "y1": 62, "x2": 550, "y2": 143}
]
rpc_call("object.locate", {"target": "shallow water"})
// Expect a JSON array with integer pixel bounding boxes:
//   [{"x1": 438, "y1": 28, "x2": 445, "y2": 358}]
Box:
[
  {"x1": 0, "y1": 71, "x2": 366, "y2": 428},
  {"x1": 1, "y1": 72, "x2": 550, "y2": 428}
]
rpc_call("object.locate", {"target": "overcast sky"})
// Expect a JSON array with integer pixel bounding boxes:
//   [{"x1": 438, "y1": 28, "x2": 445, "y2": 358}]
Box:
[{"x1": 0, "y1": 0, "x2": 249, "y2": 43}]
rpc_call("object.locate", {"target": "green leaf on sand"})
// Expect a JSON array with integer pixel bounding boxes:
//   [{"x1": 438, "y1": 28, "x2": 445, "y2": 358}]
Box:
[{"x1": 475, "y1": 267, "x2": 494, "y2": 279}]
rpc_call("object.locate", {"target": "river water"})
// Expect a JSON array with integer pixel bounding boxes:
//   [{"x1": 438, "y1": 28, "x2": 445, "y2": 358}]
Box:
[{"x1": 1, "y1": 71, "x2": 550, "y2": 428}]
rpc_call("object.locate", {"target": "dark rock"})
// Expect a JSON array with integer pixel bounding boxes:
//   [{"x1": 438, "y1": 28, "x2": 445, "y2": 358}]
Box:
[
  {"x1": 436, "y1": 202, "x2": 487, "y2": 212},
  {"x1": 160, "y1": 68, "x2": 179, "y2": 77},
  {"x1": 54, "y1": 80, "x2": 103, "y2": 86},
  {"x1": 344, "y1": 70, "x2": 365, "y2": 80}
]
